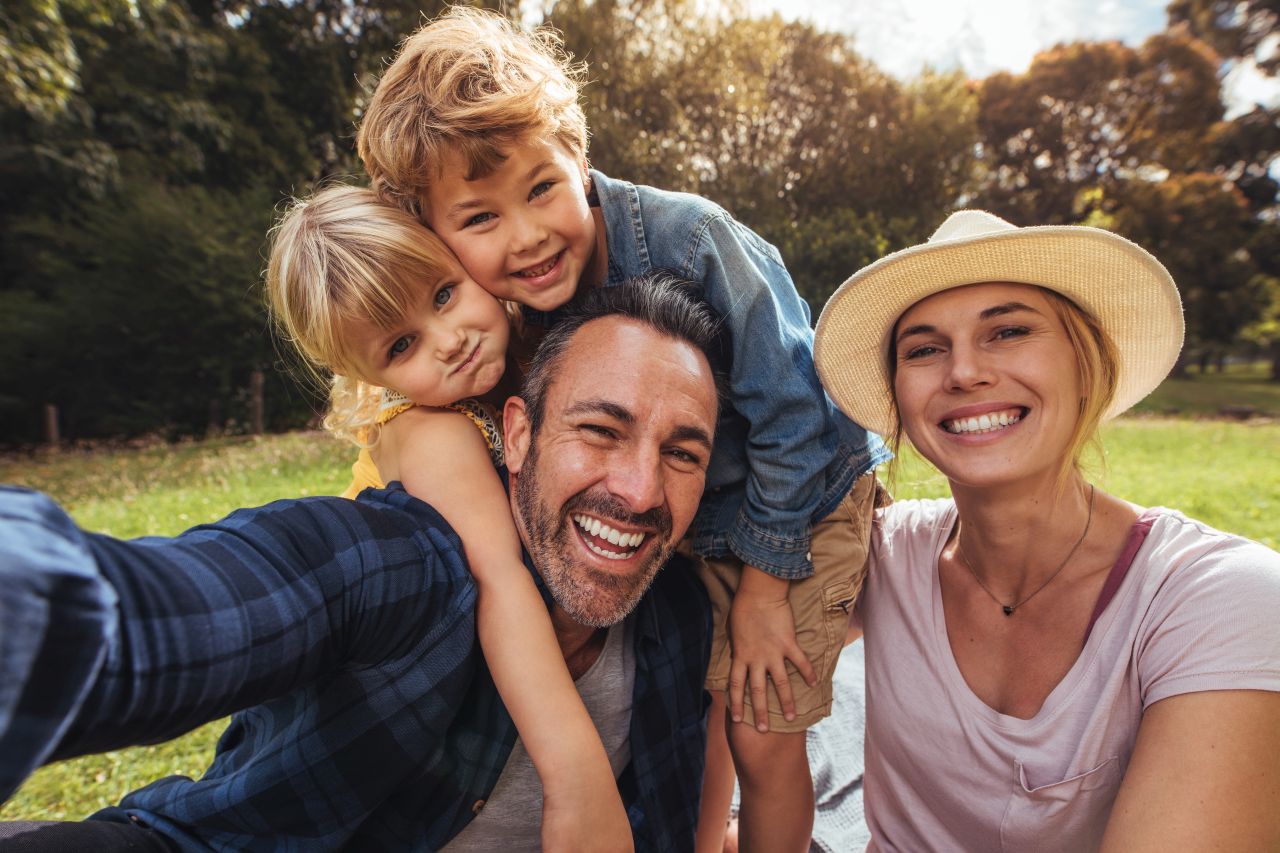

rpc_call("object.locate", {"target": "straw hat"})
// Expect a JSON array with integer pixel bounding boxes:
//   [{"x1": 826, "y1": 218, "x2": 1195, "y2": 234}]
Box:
[{"x1": 814, "y1": 210, "x2": 1184, "y2": 437}]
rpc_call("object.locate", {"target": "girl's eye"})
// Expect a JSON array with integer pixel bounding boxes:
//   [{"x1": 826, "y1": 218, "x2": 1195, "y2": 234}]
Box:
[
  {"x1": 388, "y1": 336, "x2": 413, "y2": 359},
  {"x1": 464, "y1": 212, "x2": 495, "y2": 228},
  {"x1": 530, "y1": 180, "x2": 554, "y2": 199},
  {"x1": 434, "y1": 284, "x2": 455, "y2": 308}
]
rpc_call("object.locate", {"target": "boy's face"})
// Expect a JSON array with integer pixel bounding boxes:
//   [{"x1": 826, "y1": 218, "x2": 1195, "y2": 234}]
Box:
[{"x1": 423, "y1": 137, "x2": 601, "y2": 313}]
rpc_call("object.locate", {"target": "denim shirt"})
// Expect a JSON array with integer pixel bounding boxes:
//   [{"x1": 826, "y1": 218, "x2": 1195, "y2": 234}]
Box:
[{"x1": 589, "y1": 170, "x2": 890, "y2": 579}]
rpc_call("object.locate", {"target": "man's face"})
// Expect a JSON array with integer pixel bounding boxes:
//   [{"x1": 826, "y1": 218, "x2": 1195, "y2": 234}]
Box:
[{"x1": 505, "y1": 317, "x2": 718, "y2": 628}]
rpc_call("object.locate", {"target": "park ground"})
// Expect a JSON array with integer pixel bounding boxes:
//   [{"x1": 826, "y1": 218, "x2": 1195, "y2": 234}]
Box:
[{"x1": 1, "y1": 364, "x2": 1277, "y2": 820}]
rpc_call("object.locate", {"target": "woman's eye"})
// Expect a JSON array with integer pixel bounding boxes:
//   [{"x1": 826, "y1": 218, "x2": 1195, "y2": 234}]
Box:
[
  {"x1": 903, "y1": 345, "x2": 939, "y2": 360},
  {"x1": 530, "y1": 180, "x2": 553, "y2": 199},
  {"x1": 994, "y1": 326, "x2": 1030, "y2": 340},
  {"x1": 388, "y1": 336, "x2": 413, "y2": 359},
  {"x1": 434, "y1": 285, "x2": 455, "y2": 308},
  {"x1": 464, "y1": 212, "x2": 494, "y2": 228}
]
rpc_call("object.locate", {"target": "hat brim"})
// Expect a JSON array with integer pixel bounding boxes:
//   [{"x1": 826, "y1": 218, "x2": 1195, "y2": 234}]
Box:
[{"x1": 814, "y1": 225, "x2": 1185, "y2": 438}]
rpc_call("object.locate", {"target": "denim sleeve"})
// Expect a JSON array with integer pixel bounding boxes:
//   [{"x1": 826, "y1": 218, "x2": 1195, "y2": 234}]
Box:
[
  {"x1": 688, "y1": 215, "x2": 842, "y2": 577},
  {"x1": 0, "y1": 486, "x2": 474, "y2": 799}
]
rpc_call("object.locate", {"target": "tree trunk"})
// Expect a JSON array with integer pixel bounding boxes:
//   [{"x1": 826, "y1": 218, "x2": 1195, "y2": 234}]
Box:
[
  {"x1": 1270, "y1": 341, "x2": 1280, "y2": 382},
  {"x1": 207, "y1": 398, "x2": 224, "y2": 438}
]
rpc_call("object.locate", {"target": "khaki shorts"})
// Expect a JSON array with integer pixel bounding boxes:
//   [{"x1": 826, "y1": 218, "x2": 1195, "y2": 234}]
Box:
[{"x1": 697, "y1": 473, "x2": 878, "y2": 732}]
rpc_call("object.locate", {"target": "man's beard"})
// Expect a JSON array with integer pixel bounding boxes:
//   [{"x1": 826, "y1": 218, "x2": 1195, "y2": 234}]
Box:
[{"x1": 514, "y1": 442, "x2": 676, "y2": 628}]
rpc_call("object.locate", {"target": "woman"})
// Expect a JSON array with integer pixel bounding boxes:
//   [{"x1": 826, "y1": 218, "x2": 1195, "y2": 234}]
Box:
[{"x1": 812, "y1": 211, "x2": 1280, "y2": 851}]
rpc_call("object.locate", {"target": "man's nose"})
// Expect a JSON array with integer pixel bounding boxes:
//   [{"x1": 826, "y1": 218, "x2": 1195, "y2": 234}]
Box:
[{"x1": 605, "y1": 445, "x2": 665, "y2": 514}]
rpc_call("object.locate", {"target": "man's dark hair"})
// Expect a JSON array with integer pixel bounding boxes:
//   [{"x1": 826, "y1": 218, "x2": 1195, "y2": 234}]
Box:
[{"x1": 522, "y1": 271, "x2": 726, "y2": 433}]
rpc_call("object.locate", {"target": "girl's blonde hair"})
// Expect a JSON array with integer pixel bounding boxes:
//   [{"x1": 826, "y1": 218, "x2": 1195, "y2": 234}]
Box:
[
  {"x1": 886, "y1": 285, "x2": 1120, "y2": 490},
  {"x1": 266, "y1": 183, "x2": 515, "y2": 443}
]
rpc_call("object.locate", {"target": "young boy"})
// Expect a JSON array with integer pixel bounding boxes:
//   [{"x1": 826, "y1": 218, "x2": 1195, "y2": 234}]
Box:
[{"x1": 357, "y1": 9, "x2": 890, "y2": 851}]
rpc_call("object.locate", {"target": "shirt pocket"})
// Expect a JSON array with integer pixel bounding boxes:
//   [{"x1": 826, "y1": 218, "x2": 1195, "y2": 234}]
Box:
[{"x1": 999, "y1": 756, "x2": 1122, "y2": 853}]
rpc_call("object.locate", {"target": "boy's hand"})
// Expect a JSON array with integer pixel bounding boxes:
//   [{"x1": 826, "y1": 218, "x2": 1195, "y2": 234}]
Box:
[
  {"x1": 541, "y1": 775, "x2": 634, "y2": 853},
  {"x1": 726, "y1": 565, "x2": 817, "y2": 732}
]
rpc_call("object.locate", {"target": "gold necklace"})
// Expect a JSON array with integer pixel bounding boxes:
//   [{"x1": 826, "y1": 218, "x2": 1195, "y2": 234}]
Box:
[{"x1": 955, "y1": 484, "x2": 1096, "y2": 617}]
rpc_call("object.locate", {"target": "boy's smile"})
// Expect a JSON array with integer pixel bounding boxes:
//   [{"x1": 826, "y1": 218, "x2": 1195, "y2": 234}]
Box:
[{"x1": 424, "y1": 137, "x2": 606, "y2": 312}]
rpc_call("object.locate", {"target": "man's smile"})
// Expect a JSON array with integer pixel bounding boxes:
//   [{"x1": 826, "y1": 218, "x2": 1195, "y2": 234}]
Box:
[{"x1": 572, "y1": 513, "x2": 648, "y2": 560}]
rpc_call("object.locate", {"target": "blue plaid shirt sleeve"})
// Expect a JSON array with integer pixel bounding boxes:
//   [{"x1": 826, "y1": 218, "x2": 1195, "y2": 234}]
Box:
[{"x1": 0, "y1": 485, "x2": 478, "y2": 804}]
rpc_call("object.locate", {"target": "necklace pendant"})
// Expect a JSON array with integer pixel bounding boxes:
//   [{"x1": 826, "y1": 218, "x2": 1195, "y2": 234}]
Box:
[{"x1": 1003, "y1": 605, "x2": 1014, "y2": 616}]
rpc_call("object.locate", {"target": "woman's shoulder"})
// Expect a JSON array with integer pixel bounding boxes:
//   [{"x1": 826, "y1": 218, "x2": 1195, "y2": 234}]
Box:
[
  {"x1": 1137, "y1": 508, "x2": 1280, "y2": 604},
  {"x1": 876, "y1": 497, "x2": 957, "y2": 536}
]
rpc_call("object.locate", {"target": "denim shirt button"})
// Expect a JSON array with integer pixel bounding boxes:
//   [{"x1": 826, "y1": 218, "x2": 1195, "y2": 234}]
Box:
[{"x1": 806, "y1": 551, "x2": 812, "y2": 561}]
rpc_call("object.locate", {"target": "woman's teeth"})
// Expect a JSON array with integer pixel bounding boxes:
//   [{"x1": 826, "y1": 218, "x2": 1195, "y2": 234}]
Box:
[
  {"x1": 573, "y1": 514, "x2": 644, "y2": 559},
  {"x1": 944, "y1": 409, "x2": 1023, "y2": 434}
]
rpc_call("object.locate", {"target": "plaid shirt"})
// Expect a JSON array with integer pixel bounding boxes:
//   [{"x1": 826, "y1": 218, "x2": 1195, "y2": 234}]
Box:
[{"x1": 0, "y1": 485, "x2": 711, "y2": 851}]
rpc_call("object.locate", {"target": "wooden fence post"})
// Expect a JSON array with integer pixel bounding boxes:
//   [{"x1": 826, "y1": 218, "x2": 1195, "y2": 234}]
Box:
[
  {"x1": 43, "y1": 403, "x2": 60, "y2": 449},
  {"x1": 250, "y1": 369, "x2": 265, "y2": 435}
]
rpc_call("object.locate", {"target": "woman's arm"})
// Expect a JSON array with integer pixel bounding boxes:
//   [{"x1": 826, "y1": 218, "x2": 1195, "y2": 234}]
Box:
[
  {"x1": 1101, "y1": 689, "x2": 1280, "y2": 851},
  {"x1": 383, "y1": 408, "x2": 632, "y2": 852}
]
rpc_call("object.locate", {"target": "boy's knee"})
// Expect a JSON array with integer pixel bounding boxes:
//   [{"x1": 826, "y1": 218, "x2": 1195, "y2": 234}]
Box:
[{"x1": 726, "y1": 724, "x2": 807, "y2": 784}]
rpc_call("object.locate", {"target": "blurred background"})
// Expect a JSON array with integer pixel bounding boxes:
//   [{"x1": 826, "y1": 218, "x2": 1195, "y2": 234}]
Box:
[{"x1": 2, "y1": 0, "x2": 1277, "y2": 445}]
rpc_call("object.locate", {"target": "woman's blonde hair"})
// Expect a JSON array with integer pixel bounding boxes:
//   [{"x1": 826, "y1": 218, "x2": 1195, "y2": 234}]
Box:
[
  {"x1": 266, "y1": 183, "x2": 515, "y2": 443},
  {"x1": 357, "y1": 7, "x2": 589, "y2": 218},
  {"x1": 886, "y1": 285, "x2": 1120, "y2": 489}
]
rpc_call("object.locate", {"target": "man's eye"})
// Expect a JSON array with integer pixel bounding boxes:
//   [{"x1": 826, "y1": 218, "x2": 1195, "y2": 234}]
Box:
[
  {"x1": 464, "y1": 212, "x2": 495, "y2": 228},
  {"x1": 581, "y1": 423, "x2": 615, "y2": 439},
  {"x1": 667, "y1": 447, "x2": 702, "y2": 466},
  {"x1": 388, "y1": 336, "x2": 413, "y2": 359},
  {"x1": 434, "y1": 285, "x2": 455, "y2": 308}
]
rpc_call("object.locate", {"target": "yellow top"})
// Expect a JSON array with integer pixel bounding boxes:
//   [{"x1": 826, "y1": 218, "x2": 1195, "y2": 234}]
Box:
[{"x1": 341, "y1": 393, "x2": 504, "y2": 499}]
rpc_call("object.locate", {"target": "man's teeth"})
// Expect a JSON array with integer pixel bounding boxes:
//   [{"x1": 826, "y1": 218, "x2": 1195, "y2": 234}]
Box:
[
  {"x1": 573, "y1": 514, "x2": 644, "y2": 559},
  {"x1": 515, "y1": 255, "x2": 558, "y2": 277},
  {"x1": 944, "y1": 409, "x2": 1023, "y2": 434}
]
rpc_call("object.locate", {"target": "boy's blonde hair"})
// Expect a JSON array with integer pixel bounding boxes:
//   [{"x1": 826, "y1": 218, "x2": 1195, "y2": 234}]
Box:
[
  {"x1": 266, "y1": 184, "x2": 462, "y2": 442},
  {"x1": 357, "y1": 7, "x2": 589, "y2": 218}
]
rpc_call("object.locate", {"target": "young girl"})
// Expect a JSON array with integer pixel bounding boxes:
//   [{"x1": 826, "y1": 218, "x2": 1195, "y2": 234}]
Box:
[{"x1": 265, "y1": 184, "x2": 631, "y2": 852}]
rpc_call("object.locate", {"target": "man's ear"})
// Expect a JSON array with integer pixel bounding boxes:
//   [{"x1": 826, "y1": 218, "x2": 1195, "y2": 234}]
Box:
[{"x1": 504, "y1": 396, "x2": 532, "y2": 474}]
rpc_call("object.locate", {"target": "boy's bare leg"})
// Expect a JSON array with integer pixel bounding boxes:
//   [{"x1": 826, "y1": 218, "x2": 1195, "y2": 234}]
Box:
[
  {"x1": 695, "y1": 692, "x2": 738, "y2": 853},
  {"x1": 728, "y1": 724, "x2": 813, "y2": 853}
]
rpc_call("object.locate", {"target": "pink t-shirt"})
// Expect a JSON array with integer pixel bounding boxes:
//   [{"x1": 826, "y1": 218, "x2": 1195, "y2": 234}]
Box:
[{"x1": 862, "y1": 499, "x2": 1280, "y2": 852}]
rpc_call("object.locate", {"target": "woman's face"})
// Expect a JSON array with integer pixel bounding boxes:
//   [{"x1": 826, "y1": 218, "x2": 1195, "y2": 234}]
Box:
[{"x1": 891, "y1": 282, "x2": 1081, "y2": 492}]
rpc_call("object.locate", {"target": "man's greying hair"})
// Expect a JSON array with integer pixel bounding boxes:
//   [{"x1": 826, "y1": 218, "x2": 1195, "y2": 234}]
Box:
[{"x1": 522, "y1": 272, "x2": 726, "y2": 433}]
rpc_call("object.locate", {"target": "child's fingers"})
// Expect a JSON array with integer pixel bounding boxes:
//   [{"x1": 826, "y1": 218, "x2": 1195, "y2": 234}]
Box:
[
  {"x1": 749, "y1": 664, "x2": 772, "y2": 733},
  {"x1": 769, "y1": 660, "x2": 798, "y2": 722},
  {"x1": 728, "y1": 661, "x2": 749, "y2": 724},
  {"x1": 785, "y1": 642, "x2": 818, "y2": 688}
]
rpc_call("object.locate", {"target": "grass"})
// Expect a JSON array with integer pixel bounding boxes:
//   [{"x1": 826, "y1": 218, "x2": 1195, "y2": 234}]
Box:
[
  {"x1": 1132, "y1": 360, "x2": 1280, "y2": 418},
  {"x1": 1, "y1": 387, "x2": 1278, "y2": 819}
]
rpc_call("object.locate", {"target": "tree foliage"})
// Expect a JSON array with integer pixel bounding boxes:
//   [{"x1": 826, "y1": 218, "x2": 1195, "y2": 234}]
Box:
[{"x1": 2, "y1": 0, "x2": 1277, "y2": 444}]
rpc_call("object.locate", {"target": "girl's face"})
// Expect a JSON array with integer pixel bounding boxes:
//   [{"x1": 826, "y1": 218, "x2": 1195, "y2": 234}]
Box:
[
  {"x1": 344, "y1": 266, "x2": 510, "y2": 406},
  {"x1": 891, "y1": 282, "x2": 1081, "y2": 493}
]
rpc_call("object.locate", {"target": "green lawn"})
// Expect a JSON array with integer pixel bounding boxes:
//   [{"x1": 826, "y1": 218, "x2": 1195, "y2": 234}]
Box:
[
  {"x1": 1132, "y1": 360, "x2": 1280, "y2": 418},
  {"x1": 2, "y1": 409, "x2": 1278, "y2": 820}
]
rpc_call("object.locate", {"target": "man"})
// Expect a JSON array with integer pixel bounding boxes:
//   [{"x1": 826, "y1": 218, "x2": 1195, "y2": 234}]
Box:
[{"x1": 0, "y1": 275, "x2": 722, "y2": 851}]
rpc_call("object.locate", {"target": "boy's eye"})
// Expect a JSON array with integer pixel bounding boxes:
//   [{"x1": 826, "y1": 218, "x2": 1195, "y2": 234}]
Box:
[
  {"x1": 529, "y1": 180, "x2": 554, "y2": 199},
  {"x1": 388, "y1": 336, "x2": 413, "y2": 359},
  {"x1": 434, "y1": 284, "x2": 455, "y2": 308},
  {"x1": 463, "y1": 212, "x2": 495, "y2": 228}
]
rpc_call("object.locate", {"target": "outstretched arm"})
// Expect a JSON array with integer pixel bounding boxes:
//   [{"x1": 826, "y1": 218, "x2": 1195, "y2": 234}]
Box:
[
  {"x1": 385, "y1": 408, "x2": 632, "y2": 852},
  {"x1": 0, "y1": 483, "x2": 473, "y2": 802},
  {"x1": 1101, "y1": 689, "x2": 1280, "y2": 850}
]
